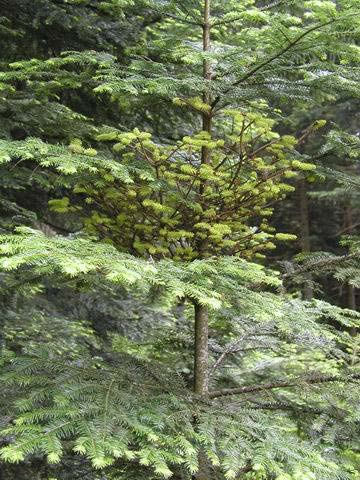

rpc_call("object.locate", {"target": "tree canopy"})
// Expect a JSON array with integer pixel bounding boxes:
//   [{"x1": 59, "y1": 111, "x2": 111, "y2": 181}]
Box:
[{"x1": 0, "y1": 1, "x2": 359, "y2": 479}]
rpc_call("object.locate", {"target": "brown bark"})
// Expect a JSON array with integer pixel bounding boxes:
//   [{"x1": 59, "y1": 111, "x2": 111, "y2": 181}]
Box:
[
  {"x1": 193, "y1": 3, "x2": 212, "y2": 479},
  {"x1": 192, "y1": 309, "x2": 210, "y2": 478},
  {"x1": 194, "y1": 303, "x2": 209, "y2": 396},
  {"x1": 348, "y1": 283, "x2": 356, "y2": 310},
  {"x1": 194, "y1": 0, "x2": 211, "y2": 399}
]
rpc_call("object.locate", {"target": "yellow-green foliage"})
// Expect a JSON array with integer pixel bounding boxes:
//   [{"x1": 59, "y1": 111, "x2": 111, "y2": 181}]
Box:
[{"x1": 63, "y1": 106, "x2": 314, "y2": 260}]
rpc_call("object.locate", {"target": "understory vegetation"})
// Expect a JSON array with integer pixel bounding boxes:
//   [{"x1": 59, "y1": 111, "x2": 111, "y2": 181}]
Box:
[{"x1": 0, "y1": 1, "x2": 359, "y2": 479}]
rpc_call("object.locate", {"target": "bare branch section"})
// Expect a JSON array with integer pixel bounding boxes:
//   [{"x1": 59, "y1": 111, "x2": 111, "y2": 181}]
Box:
[
  {"x1": 209, "y1": 326, "x2": 274, "y2": 378},
  {"x1": 161, "y1": 12, "x2": 201, "y2": 26},
  {"x1": 249, "y1": 401, "x2": 323, "y2": 414},
  {"x1": 258, "y1": 0, "x2": 287, "y2": 12},
  {"x1": 209, "y1": 373, "x2": 360, "y2": 399}
]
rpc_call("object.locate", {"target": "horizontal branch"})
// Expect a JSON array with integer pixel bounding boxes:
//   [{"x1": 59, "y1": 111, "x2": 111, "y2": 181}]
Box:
[
  {"x1": 249, "y1": 400, "x2": 323, "y2": 415},
  {"x1": 212, "y1": 18, "x2": 335, "y2": 109},
  {"x1": 209, "y1": 373, "x2": 360, "y2": 399},
  {"x1": 161, "y1": 12, "x2": 202, "y2": 26},
  {"x1": 283, "y1": 251, "x2": 360, "y2": 279}
]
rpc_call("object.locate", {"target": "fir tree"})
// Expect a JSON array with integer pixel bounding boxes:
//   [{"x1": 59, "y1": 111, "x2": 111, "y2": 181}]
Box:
[{"x1": 0, "y1": 1, "x2": 360, "y2": 479}]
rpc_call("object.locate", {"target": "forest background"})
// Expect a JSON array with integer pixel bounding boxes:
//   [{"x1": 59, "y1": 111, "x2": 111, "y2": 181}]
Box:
[{"x1": 0, "y1": 1, "x2": 359, "y2": 479}]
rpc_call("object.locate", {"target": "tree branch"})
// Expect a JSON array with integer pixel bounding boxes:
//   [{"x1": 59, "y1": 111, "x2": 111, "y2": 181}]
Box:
[
  {"x1": 282, "y1": 251, "x2": 360, "y2": 279},
  {"x1": 248, "y1": 400, "x2": 324, "y2": 414},
  {"x1": 209, "y1": 373, "x2": 360, "y2": 399},
  {"x1": 211, "y1": 19, "x2": 335, "y2": 109},
  {"x1": 159, "y1": 12, "x2": 202, "y2": 26}
]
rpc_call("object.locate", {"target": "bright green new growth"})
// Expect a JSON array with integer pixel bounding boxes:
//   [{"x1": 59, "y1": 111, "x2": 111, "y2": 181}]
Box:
[{"x1": 0, "y1": 0, "x2": 360, "y2": 479}]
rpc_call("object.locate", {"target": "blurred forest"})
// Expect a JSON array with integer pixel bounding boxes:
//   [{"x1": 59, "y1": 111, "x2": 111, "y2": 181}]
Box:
[{"x1": 0, "y1": 1, "x2": 359, "y2": 479}]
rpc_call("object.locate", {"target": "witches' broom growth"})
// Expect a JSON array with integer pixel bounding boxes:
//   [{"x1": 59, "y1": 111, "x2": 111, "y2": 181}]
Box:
[{"x1": 0, "y1": 0, "x2": 360, "y2": 479}]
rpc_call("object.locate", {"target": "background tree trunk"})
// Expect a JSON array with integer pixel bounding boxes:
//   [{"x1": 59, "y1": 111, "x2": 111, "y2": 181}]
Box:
[
  {"x1": 344, "y1": 204, "x2": 357, "y2": 336},
  {"x1": 299, "y1": 179, "x2": 313, "y2": 300}
]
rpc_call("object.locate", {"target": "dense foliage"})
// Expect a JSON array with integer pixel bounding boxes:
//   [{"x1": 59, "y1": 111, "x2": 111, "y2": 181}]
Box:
[{"x1": 0, "y1": 1, "x2": 359, "y2": 479}]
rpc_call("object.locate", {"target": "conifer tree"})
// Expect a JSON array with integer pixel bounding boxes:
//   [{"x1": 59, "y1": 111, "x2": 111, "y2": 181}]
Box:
[{"x1": 0, "y1": 1, "x2": 360, "y2": 479}]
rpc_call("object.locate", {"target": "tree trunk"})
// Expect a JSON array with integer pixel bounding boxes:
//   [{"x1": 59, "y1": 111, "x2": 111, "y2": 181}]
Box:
[
  {"x1": 195, "y1": 0, "x2": 211, "y2": 397},
  {"x1": 195, "y1": 0, "x2": 211, "y2": 400},
  {"x1": 193, "y1": 3, "x2": 212, "y2": 479},
  {"x1": 194, "y1": 303, "x2": 209, "y2": 396},
  {"x1": 201, "y1": 0, "x2": 212, "y2": 170},
  {"x1": 344, "y1": 205, "x2": 357, "y2": 336},
  {"x1": 299, "y1": 179, "x2": 313, "y2": 300},
  {"x1": 348, "y1": 284, "x2": 356, "y2": 310},
  {"x1": 193, "y1": 303, "x2": 210, "y2": 480}
]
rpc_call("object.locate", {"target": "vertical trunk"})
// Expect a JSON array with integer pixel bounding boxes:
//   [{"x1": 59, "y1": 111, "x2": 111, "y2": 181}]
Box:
[
  {"x1": 201, "y1": 0, "x2": 212, "y2": 171},
  {"x1": 193, "y1": 3, "x2": 212, "y2": 479},
  {"x1": 194, "y1": 0, "x2": 211, "y2": 400},
  {"x1": 193, "y1": 302, "x2": 210, "y2": 480},
  {"x1": 193, "y1": 307, "x2": 210, "y2": 480},
  {"x1": 348, "y1": 283, "x2": 356, "y2": 310},
  {"x1": 344, "y1": 205, "x2": 357, "y2": 336},
  {"x1": 299, "y1": 179, "x2": 313, "y2": 300},
  {"x1": 344, "y1": 205, "x2": 356, "y2": 311},
  {"x1": 202, "y1": 0, "x2": 211, "y2": 107},
  {"x1": 194, "y1": 303, "x2": 209, "y2": 396}
]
